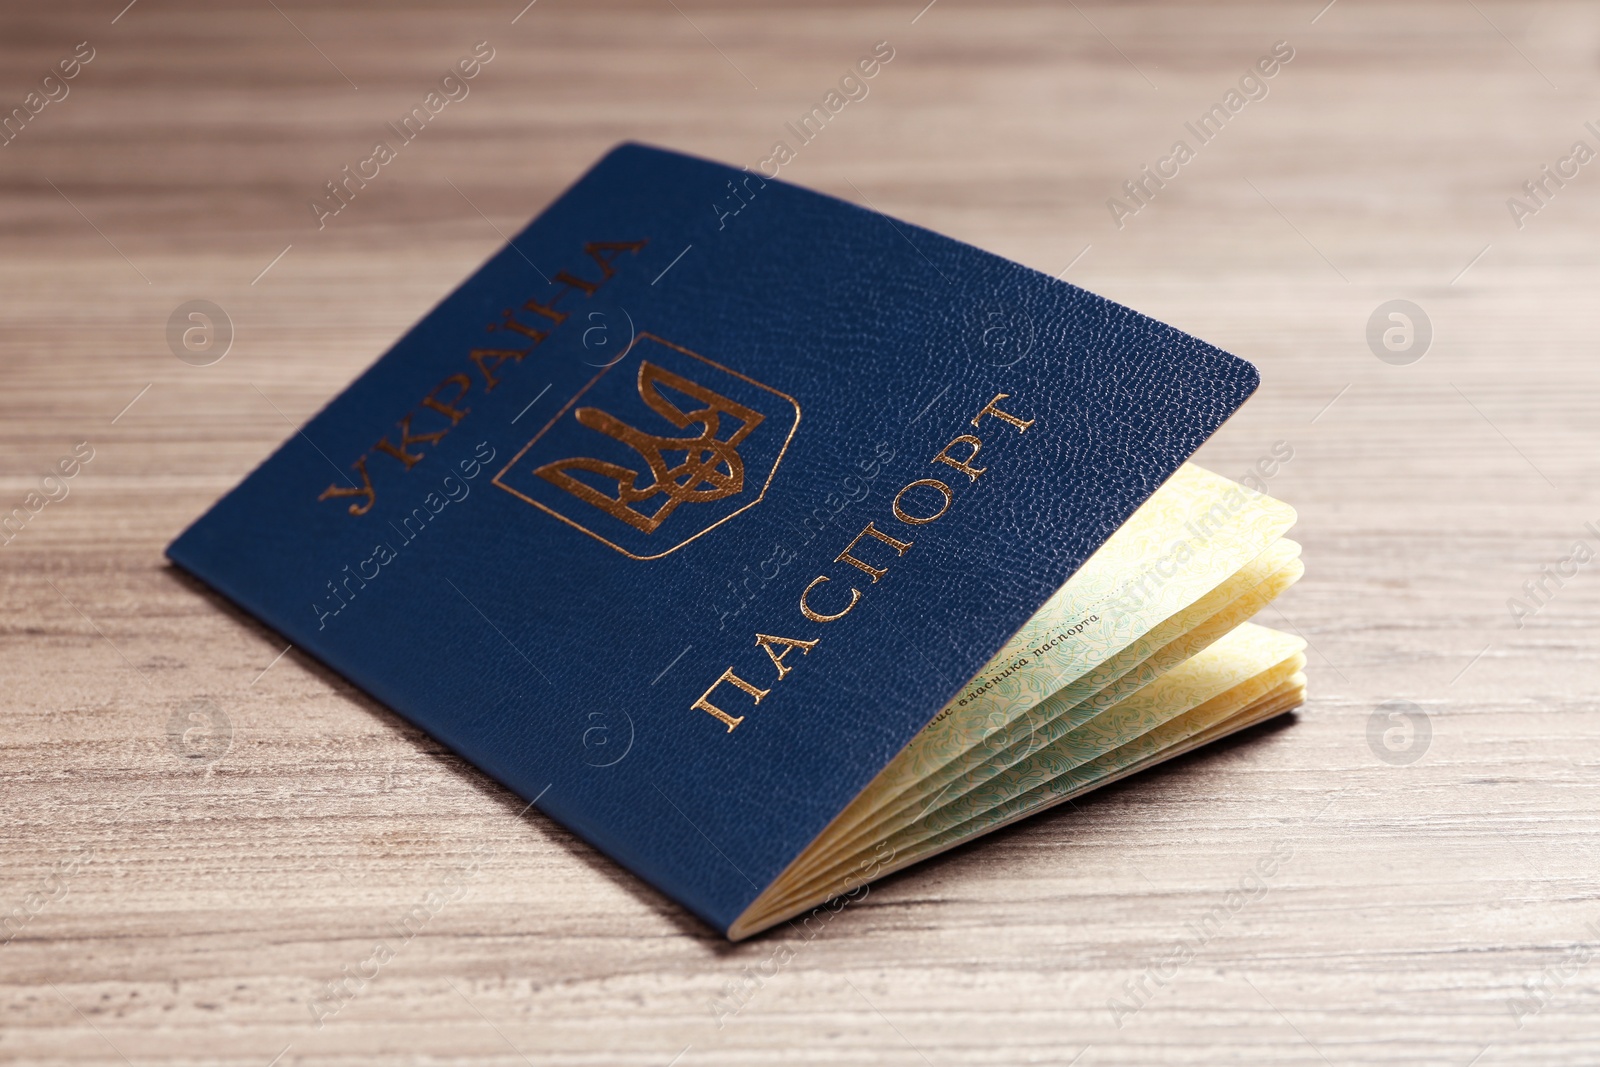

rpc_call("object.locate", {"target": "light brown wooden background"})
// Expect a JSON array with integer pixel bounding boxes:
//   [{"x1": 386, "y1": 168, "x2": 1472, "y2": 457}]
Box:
[{"x1": 4, "y1": 1, "x2": 1599, "y2": 1063}]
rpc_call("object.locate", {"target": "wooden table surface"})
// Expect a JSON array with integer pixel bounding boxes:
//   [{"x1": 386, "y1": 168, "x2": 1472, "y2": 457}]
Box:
[{"x1": 5, "y1": 1, "x2": 1600, "y2": 1063}]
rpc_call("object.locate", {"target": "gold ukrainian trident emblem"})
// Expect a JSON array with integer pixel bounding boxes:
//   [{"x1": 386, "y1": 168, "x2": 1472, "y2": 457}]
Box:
[
  {"x1": 493, "y1": 334, "x2": 801, "y2": 559},
  {"x1": 534, "y1": 362, "x2": 763, "y2": 534}
]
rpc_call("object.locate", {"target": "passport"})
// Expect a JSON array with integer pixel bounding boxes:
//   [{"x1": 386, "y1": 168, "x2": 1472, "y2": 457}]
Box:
[{"x1": 166, "y1": 143, "x2": 1304, "y2": 939}]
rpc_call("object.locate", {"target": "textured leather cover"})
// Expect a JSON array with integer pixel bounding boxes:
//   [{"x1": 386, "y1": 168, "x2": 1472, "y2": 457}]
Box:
[{"x1": 166, "y1": 143, "x2": 1258, "y2": 935}]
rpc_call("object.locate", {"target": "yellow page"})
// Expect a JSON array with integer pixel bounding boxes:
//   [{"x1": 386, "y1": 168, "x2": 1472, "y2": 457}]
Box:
[
  {"x1": 785, "y1": 544, "x2": 1301, "y2": 882},
  {"x1": 766, "y1": 624, "x2": 1305, "y2": 915},
  {"x1": 913, "y1": 625, "x2": 1305, "y2": 842},
  {"x1": 799, "y1": 464, "x2": 1297, "y2": 851}
]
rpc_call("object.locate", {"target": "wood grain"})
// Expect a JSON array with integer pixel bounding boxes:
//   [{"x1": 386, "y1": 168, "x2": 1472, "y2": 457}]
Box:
[{"x1": 4, "y1": 1, "x2": 1600, "y2": 1063}]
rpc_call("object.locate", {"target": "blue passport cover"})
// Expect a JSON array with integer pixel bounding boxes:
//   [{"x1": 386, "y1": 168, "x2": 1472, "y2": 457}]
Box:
[{"x1": 167, "y1": 143, "x2": 1258, "y2": 936}]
